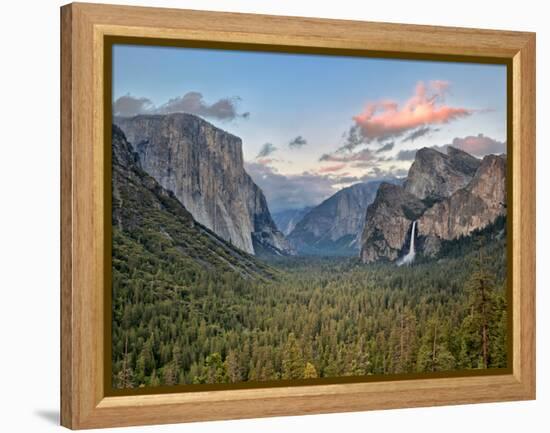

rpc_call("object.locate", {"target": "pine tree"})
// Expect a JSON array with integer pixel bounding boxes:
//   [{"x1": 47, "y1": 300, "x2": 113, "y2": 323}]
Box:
[
  {"x1": 489, "y1": 296, "x2": 508, "y2": 367},
  {"x1": 397, "y1": 307, "x2": 417, "y2": 373},
  {"x1": 205, "y1": 353, "x2": 226, "y2": 383},
  {"x1": 225, "y1": 350, "x2": 242, "y2": 383},
  {"x1": 135, "y1": 335, "x2": 155, "y2": 384},
  {"x1": 162, "y1": 361, "x2": 179, "y2": 386},
  {"x1": 345, "y1": 337, "x2": 370, "y2": 376},
  {"x1": 282, "y1": 333, "x2": 305, "y2": 380},
  {"x1": 460, "y1": 246, "x2": 499, "y2": 368},
  {"x1": 303, "y1": 362, "x2": 318, "y2": 379},
  {"x1": 150, "y1": 369, "x2": 161, "y2": 387},
  {"x1": 416, "y1": 316, "x2": 455, "y2": 372},
  {"x1": 116, "y1": 335, "x2": 134, "y2": 388},
  {"x1": 259, "y1": 359, "x2": 276, "y2": 381},
  {"x1": 171, "y1": 345, "x2": 182, "y2": 382}
]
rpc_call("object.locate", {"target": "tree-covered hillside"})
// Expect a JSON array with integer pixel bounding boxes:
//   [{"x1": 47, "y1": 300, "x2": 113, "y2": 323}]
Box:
[{"x1": 113, "y1": 223, "x2": 507, "y2": 388}]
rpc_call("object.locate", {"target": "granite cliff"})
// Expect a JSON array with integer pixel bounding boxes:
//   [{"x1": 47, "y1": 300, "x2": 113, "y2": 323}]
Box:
[
  {"x1": 111, "y1": 125, "x2": 275, "y2": 279},
  {"x1": 417, "y1": 154, "x2": 507, "y2": 254},
  {"x1": 361, "y1": 147, "x2": 506, "y2": 263},
  {"x1": 115, "y1": 113, "x2": 293, "y2": 256},
  {"x1": 360, "y1": 183, "x2": 426, "y2": 263},
  {"x1": 404, "y1": 147, "x2": 480, "y2": 200}
]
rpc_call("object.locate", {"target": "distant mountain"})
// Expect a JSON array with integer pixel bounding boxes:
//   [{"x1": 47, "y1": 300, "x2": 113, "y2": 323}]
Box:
[
  {"x1": 272, "y1": 207, "x2": 313, "y2": 236},
  {"x1": 115, "y1": 113, "x2": 293, "y2": 256},
  {"x1": 361, "y1": 146, "x2": 506, "y2": 263},
  {"x1": 288, "y1": 181, "x2": 398, "y2": 256},
  {"x1": 111, "y1": 124, "x2": 275, "y2": 279}
]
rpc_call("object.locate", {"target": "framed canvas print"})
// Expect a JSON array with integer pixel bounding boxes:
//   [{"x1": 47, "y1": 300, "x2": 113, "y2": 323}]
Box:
[{"x1": 60, "y1": 2, "x2": 536, "y2": 429}]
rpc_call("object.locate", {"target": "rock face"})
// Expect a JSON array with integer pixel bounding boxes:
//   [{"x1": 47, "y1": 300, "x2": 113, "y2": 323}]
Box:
[
  {"x1": 111, "y1": 125, "x2": 274, "y2": 279},
  {"x1": 114, "y1": 113, "x2": 292, "y2": 256},
  {"x1": 272, "y1": 207, "x2": 313, "y2": 236},
  {"x1": 360, "y1": 183, "x2": 426, "y2": 263},
  {"x1": 361, "y1": 146, "x2": 506, "y2": 263},
  {"x1": 417, "y1": 154, "x2": 507, "y2": 255},
  {"x1": 404, "y1": 147, "x2": 480, "y2": 200},
  {"x1": 288, "y1": 181, "x2": 393, "y2": 256}
]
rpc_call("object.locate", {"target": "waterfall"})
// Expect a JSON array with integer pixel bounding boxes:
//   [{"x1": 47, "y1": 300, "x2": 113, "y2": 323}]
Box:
[{"x1": 397, "y1": 221, "x2": 417, "y2": 266}]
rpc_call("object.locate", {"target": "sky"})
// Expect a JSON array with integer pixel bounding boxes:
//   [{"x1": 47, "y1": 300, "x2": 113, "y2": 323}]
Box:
[{"x1": 112, "y1": 44, "x2": 507, "y2": 212}]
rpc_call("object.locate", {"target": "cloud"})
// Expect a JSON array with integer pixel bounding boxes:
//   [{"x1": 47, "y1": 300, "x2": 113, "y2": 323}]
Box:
[
  {"x1": 113, "y1": 94, "x2": 154, "y2": 117},
  {"x1": 351, "y1": 81, "x2": 473, "y2": 143},
  {"x1": 157, "y1": 92, "x2": 248, "y2": 120},
  {"x1": 394, "y1": 133, "x2": 505, "y2": 162},
  {"x1": 320, "y1": 148, "x2": 375, "y2": 163},
  {"x1": 376, "y1": 142, "x2": 395, "y2": 153},
  {"x1": 402, "y1": 126, "x2": 440, "y2": 143},
  {"x1": 367, "y1": 166, "x2": 408, "y2": 179},
  {"x1": 256, "y1": 142, "x2": 277, "y2": 158},
  {"x1": 318, "y1": 163, "x2": 346, "y2": 173},
  {"x1": 319, "y1": 145, "x2": 394, "y2": 172},
  {"x1": 352, "y1": 160, "x2": 377, "y2": 169},
  {"x1": 244, "y1": 162, "x2": 344, "y2": 211},
  {"x1": 430, "y1": 80, "x2": 451, "y2": 96},
  {"x1": 340, "y1": 125, "x2": 366, "y2": 152},
  {"x1": 113, "y1": 91, "x2": 249, "y2": 121},
  {"x1": 396, "y1": 149, "x2": 419, "y2": 161},
  {"x1": 245, "y1": 162, "x2": 406, "y2": 211},
  {"x1": 289, "y1": 135, "x2": 308, "y2": 148},
  {"x1": 449, "y1": 134, "x2": 505, "y2": 156}
]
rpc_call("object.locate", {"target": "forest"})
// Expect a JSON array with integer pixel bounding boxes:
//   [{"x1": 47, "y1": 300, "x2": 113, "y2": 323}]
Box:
[{"x1": 112, "y1": 217, "x2": 508, "y2": 388}]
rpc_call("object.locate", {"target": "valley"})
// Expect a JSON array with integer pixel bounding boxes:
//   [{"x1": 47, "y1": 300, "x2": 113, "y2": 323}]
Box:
[{"x1": 113, "y1": 219, "x2": 507, "y2": 387}]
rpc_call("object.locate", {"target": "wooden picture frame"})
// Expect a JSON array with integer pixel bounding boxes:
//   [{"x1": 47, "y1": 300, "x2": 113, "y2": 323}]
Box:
[{"x1": 61, "y1": 2, "x2": 536, "y2": 429}]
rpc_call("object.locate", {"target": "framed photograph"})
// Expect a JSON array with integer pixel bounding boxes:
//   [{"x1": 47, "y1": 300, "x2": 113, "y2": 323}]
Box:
[{"x1": 60, "y1": 2, "x2": 535, "y2": 429}]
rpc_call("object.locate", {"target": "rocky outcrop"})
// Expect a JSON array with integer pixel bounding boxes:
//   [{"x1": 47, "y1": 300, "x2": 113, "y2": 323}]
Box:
[
  {"x1": 114, "y1": 113, "x2": 293, "y2": 256},
  {"x1": 404, "y1": 146, "x2": 480, "y2": 200},
  {"x1": 417, "y1": 154, "x2": 506, "y2": 255},
  {"x1": 361, "y1": 146, "x2": 506, "y2": 263},
  {"x1": 287, "y1": 181, "x2": 393, "y2": 256},
  {"x1": 360, "y1": 183, "x2": 426, "y2": 263},
  {"x1": 466, "y1": 154, "x2": 507, "y2": 206}
]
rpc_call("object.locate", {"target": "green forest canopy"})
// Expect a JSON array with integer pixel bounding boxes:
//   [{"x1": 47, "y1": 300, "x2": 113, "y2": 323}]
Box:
[{"x1": 112, "y1": 219, "x2": 508, "y2": 388}]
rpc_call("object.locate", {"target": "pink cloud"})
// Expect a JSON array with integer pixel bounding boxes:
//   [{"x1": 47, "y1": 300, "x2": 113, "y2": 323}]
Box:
[
  {"x1": 352, "y1": 81, "x2": 472, "y2": 142},
  {"x1": 318, "y1": 163, "x2": 346, "y2": 173},
  {"x1": 430, "y1": 80, "x2": 451, "y2": 96}
]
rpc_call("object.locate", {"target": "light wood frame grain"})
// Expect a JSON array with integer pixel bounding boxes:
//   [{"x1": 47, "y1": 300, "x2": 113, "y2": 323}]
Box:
[{"x1": 60, "y1": 2, "x2": 535, "y2": 429}]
